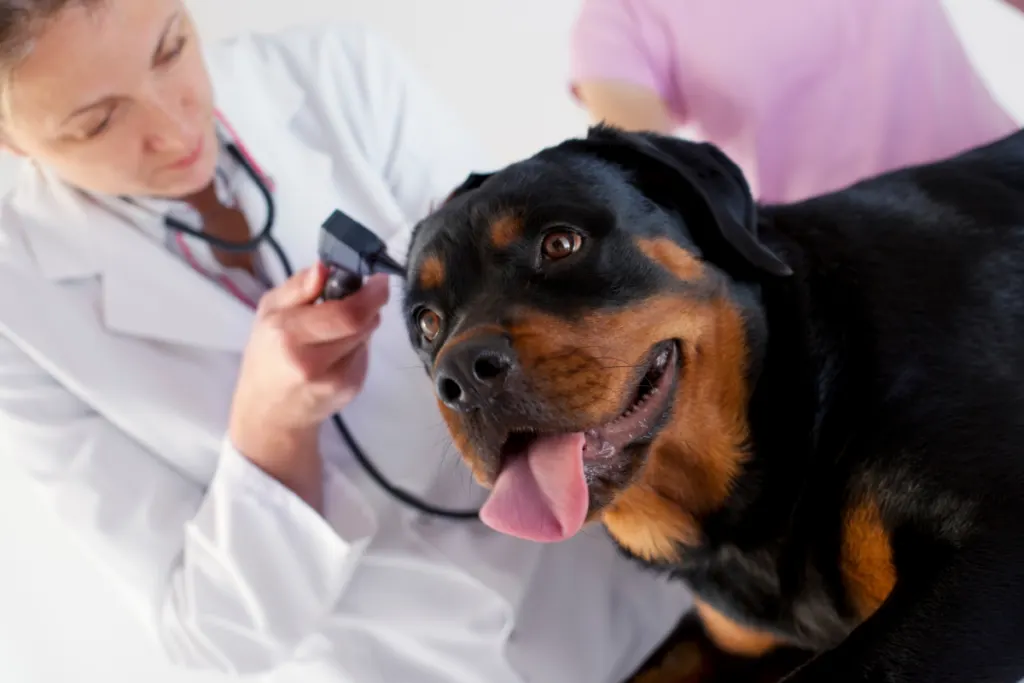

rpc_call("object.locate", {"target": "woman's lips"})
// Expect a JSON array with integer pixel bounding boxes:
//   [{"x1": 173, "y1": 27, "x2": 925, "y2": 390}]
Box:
[{"x1": 166, "y1": 137, "x2": 204, "y2": 170}]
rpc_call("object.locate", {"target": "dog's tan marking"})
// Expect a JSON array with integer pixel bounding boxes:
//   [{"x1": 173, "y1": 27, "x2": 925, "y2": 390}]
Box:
[
  {"x1": 489, "y1": 213, "x2": 522, "y2": 249},
  {"x1": 694, "y1": 599, "x2": 782, "y2": 658},
  {"x1": 417, "y1": 255, "x2": 445, "y2": 290},
  {"x1": 601, "y1": 485, "x2": 699, "y2": 562},
  {"x1": 638, "y1": 237, "x2": 705, "y2": 281},
  {"x1": 841, "y1": 495, "x2": 897, "y2": 620}
]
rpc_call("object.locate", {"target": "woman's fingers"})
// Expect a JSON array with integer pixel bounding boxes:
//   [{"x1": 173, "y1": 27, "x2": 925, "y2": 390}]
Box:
[
  {"x1": 258, "y1": 263, "x2": 328, "y2": 312},
  {"x1": 229, "y1": 267, "x2": 387, "y2": 441},
  {"x1": 323, "y1": 342, "x2": 372, "y2": 407},
  {"x1": 299, "y1": 313, "x2": 382, "y2": 378},
  {"x1": 278, "y1": 274, "x2": 390, "y2": 345}
]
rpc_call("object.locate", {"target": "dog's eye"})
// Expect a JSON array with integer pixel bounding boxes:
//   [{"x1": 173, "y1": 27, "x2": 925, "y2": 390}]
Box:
[
  {"x1": 541, "y1": 229, "x2": 583, "y2": 261},
  {"x1": 416, "y1": 308, "x2": 442, "y2": 342}
]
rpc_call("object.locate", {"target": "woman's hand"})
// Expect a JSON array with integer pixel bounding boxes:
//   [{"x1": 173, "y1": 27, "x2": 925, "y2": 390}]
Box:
[{"x1": 227, "y1": 263, "x2": 389, "y2": 509}]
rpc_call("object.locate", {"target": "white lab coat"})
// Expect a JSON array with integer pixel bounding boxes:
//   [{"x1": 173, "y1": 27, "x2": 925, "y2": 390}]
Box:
[{"x1": 0, "y1": 23, "x2": 692, "y2": 683}]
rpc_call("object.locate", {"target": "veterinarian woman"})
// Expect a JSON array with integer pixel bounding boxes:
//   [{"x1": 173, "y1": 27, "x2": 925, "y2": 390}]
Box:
[
  {"x1": 569, "y1": 0, "x2": 1022, "y2": 203},
  {"x1": 0, "y1": 1, "x2": 691, "y2": 682}
]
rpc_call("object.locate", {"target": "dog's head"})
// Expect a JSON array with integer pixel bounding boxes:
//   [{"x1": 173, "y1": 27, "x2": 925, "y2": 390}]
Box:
[{"x1": 402, "y1": 126, "x2": 791, "y2": 561}]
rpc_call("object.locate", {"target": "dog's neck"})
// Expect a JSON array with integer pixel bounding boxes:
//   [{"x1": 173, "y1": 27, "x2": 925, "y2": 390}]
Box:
[{"x1": 703, "y1": 216, "x2": 849, "y2": 538}]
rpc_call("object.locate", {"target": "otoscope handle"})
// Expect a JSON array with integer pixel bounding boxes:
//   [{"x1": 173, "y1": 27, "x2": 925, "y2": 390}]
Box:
[
  {"x1": 322, "y1": 266, "x2": 364, "y2": 301},
  {"x1": 316, "y1": 209, "x2": 406, "y2": 301}
]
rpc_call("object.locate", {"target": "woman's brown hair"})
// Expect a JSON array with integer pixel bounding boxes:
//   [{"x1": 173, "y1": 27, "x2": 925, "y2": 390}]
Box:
[{"x1": 0, "y1": 1, "x2": 102, "y2": 117}]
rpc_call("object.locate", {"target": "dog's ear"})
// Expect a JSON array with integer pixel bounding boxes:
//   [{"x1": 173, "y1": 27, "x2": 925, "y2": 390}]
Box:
[
  {"x1": 411, "y1": 171, "x2": 495, "y2": 268},
  {"x1": 575, "y1": 125, "x2": 791, "y2": 278},
  {"x1": 440, "y1": 171, "x2": 493, "y2": 207}
]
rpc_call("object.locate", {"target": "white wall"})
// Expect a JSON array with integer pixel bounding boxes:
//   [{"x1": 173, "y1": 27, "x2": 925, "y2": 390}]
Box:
[
  {"x1": 2, "y1": 0, "x2": 1024, "y2": 188},
  {"x1": 0, "y1": 2, "x2": 1023, "y2": 682}
]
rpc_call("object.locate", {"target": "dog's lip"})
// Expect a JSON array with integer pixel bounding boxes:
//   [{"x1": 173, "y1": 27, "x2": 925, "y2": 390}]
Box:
[
  {"x1": 495, "y1": 340, "x2": 681, "y2": 466},
  {"x1": 582, "y1": 340, "x2": 679, "y2": 461}
]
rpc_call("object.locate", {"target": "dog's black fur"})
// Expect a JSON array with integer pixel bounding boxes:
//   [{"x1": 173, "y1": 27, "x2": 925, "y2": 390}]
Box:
[{"x1": 401, "y1": 124, "x2": 1024, "y2": 682}]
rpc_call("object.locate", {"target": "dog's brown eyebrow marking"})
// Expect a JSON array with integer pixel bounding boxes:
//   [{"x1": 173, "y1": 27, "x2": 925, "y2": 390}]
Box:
[
  {"x1": 417, "y1": 254, "x2": 445, "y2": 290},
  {"x1": 841, "y1": 494, "x2": 896, "y2": 620},
  {"x1": 489, "y1": 213, "x2": 522, "y2": 249},
  {"x1": 637, "y1": 237, "x2": 704, "y2": 281}
]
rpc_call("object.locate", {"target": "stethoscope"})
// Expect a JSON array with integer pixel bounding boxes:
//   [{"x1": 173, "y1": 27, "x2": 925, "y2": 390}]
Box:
[{"x1": 163, "y1": 141, "x2": 480, "y2": 521}]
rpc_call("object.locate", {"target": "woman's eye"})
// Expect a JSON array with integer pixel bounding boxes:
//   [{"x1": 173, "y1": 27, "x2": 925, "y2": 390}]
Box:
[
  {"x1": 417, "y1": 308, "x2": 443, "y2": 342},
  {"x1": 85, "y1": 113, "x2": 114, "y2": 139},
  {"x1": 541, "y1": 228, "x2": 583, "y2": 261},
  {"x1": 158, "y1": 36, "x2": 188, "y2": 65}
]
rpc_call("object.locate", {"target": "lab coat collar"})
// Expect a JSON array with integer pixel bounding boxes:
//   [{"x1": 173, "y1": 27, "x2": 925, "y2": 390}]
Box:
[
  {"x1": 8, "y1": 46, "x2": 326, "y2": 353},
  {"x1": 9, "y1": 159, "x2": 258, "y2": 353}
]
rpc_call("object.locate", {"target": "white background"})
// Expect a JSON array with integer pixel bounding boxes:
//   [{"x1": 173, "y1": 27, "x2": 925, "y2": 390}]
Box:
[{"x1": 0, "y1": 1, "x2": 1023, "y2": 682}]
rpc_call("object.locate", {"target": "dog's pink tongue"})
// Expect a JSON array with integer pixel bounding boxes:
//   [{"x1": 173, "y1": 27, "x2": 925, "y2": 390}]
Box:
[{"x1": 479, "y1": 433, "x2": 589, "y2": 543}]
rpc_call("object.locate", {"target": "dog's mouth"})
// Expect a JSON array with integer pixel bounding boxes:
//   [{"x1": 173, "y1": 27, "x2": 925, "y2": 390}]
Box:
[{"x1": 479, "y1": 340, "x2": 681, "y2": 543}]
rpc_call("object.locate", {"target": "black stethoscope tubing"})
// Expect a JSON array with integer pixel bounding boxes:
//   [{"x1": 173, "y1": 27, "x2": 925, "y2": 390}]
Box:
[{"x1": 163, "y1": 142, "x2": 479, "y2": 520}]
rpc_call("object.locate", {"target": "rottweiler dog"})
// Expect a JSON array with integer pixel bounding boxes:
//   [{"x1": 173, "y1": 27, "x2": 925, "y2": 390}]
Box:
[{"x1": 400, "y1": 124, "x2": 1024, "y2": 682}]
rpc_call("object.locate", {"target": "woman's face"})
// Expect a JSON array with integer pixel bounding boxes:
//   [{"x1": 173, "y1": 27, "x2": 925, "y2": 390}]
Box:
[{"x1": 1, "y1": 0, "x2": 217, "y2": 198}]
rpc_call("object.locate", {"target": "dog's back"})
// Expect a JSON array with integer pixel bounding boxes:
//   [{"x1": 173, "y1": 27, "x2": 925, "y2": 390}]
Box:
[{"x1": 759, "y1": 129, "x2": 1024, "y2": 443}]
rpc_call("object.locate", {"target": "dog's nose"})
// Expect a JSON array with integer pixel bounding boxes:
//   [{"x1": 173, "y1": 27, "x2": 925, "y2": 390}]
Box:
[{"x1": 435, "y1": 334, "x2": 516, "y2": 412}]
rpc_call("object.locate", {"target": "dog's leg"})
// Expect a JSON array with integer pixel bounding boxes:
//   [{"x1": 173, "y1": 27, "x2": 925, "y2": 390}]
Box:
[{"x1": 781, "y1": 533, "x2": 1024, "y2": 683}]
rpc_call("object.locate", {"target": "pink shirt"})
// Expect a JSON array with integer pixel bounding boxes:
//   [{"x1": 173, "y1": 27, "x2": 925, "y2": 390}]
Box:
[{"x1": 570, "y1": 0, "x2": 1020, "y2": 203}]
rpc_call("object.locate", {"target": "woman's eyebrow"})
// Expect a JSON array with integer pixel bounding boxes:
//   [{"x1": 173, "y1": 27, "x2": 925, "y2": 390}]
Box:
[
  {"x1": 151, "y1": 11, "x2": 182, "y2": 64},
  {"x1": 59, "y1": 12, "x2": 182, "y2": 126}
]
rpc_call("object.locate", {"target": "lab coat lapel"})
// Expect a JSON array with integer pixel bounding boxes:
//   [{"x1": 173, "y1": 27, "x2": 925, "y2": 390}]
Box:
[
  {"x1": 0, "y1": 168, "x2": 246, "y2": 484},
  {"x1": 96, "y1": 203, "x2": 258, "y2": 351},
  {"x1": 10, "y1": 164, "x2": 257, "y2": 352}
]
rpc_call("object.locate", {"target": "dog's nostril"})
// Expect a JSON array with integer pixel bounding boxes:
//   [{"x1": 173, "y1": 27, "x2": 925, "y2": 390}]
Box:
[
  {"x1": 439, "y1": 377, "x2": 464, "y2": 404},
  {"x1": 473, "y1": 354, "x2": 508, "y2": 382}
]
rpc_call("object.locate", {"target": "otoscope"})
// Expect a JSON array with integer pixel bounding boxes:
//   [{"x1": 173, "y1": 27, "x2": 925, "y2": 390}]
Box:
[
  {"x1": 318, "y1": 210, "x2": 407, "y2": 300},
  {"x1": 316, "y1": 210, "x2": 481, "y2": 520}
]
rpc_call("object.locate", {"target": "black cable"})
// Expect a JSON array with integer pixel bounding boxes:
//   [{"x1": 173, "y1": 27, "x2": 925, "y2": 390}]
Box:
[
  {"x1": 163, "y1": 144, "x2": 276, "y2": 252},
  {"x1": 330, "y1": 413, "x2": 480, "y2": 519},
  {"x1": 164, "y1": 143, "x2": 480, "y2": 520}
]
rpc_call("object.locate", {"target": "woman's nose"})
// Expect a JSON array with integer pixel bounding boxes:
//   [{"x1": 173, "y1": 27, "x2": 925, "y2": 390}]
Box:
[{"x1": 143, "y1": 95, "x2": 199, "y2": 154}]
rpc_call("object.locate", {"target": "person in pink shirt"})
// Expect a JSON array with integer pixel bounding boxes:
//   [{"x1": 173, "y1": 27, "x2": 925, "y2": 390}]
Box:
[{"x1": 570, "y1": 0, "x2": 1022, "y2": 204}]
